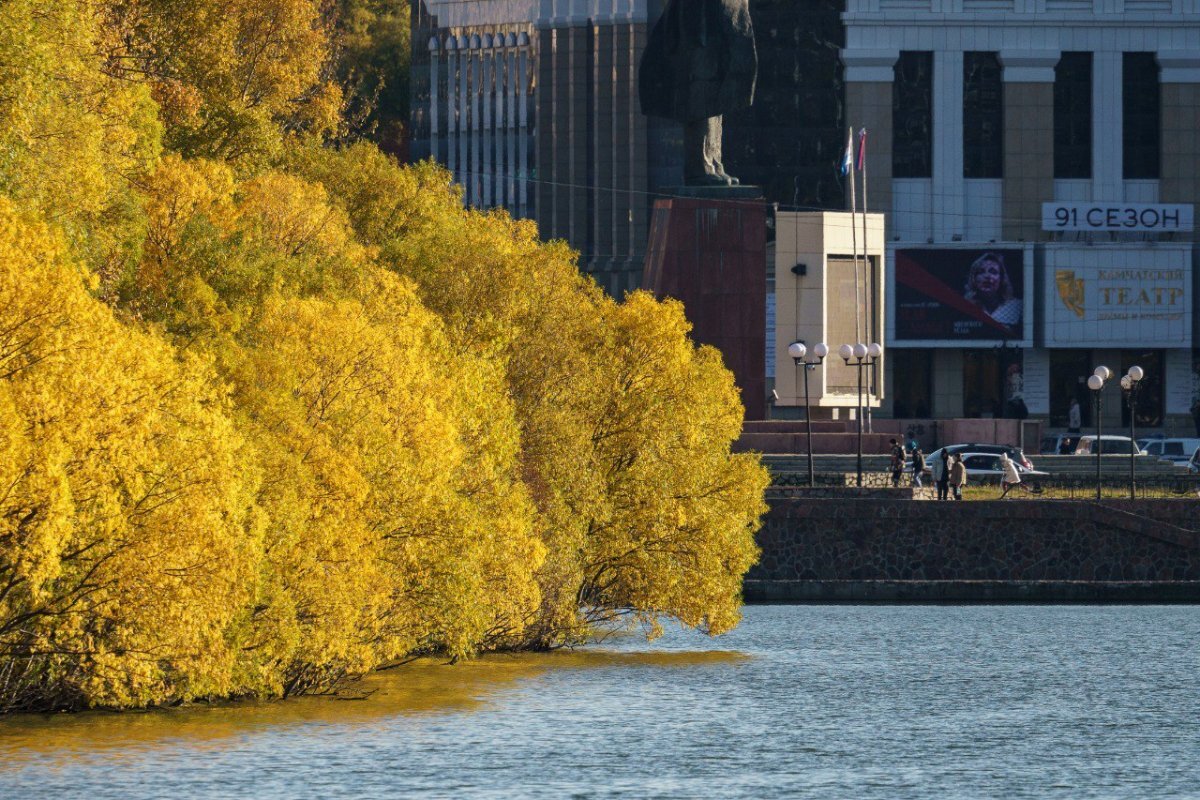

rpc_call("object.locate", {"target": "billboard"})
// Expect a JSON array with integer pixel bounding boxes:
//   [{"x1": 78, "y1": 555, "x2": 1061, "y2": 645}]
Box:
[
  {"x1": 893, "y1": 248, "x2": 1029, "y2": 344},
  {"x1": 1042, "y1": 246, "x2": 1192, "y2": 348}
]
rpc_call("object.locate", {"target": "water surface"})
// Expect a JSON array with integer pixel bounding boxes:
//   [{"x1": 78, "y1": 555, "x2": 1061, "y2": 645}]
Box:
[{"x1": 1, "y1": 606, "x2": 1196, "y2": 798}]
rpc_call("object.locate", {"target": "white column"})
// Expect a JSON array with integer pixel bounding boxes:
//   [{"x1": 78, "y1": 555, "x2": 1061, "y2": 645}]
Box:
[
  {"x1": 447, "y1": 37, "x2": 458, "y2": 181},
  {"x1": 518, "y1": 32, "x2": 530, "y2": 218},
  {"x1": 494, "y1": 36, "x2": 504, "y2": 212},
  {"x1": 458, "y1": 35, "x2": 470, "y2": 194},
  {"x1": 494, "y1": 37, "x2": 507, "y2": 211},
  {"x1": 470, "y1": 35, "x2": 483, "y2": 207},
  {"x1": 507, "y1": 34, "x2": 519, "y2": 212},
  {"x1": 933, "y1": 50, "x2": 964, "y2": 241},
  {"x1": 1092, "y1": 51, "x2": 1123, "y2": 202},
  {"x1": 428, "y1": 37, "x2": 440, "y2": 164},
  {"x1": 482, "y1": 34, "x2": 494, "y2": 208}
]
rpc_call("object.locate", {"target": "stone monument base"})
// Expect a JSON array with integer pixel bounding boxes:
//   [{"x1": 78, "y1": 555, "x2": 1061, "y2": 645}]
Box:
[
  {"x1": 657, "y1": 185, "x2": 765, "y2": 201},
  {"x1": 641, "y1": 193, "x2": 767, "y2": 420}
]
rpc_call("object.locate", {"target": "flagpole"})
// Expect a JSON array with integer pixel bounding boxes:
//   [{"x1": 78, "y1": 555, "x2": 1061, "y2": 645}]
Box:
[
  {"x1": 848, "y1": 126, "x2": 861, "y2": 354},
  {"x1": 859, "y1": 128, "x2": 872, "y2": 433},
  {"x1": 847, "y1": 126, "x2": 862, "y2": 439}
]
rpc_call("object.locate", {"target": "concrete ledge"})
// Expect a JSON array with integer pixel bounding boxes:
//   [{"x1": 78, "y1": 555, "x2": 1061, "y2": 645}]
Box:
[{"x1": 744, "y1": 580, "x2": 1200, "y2": 604}]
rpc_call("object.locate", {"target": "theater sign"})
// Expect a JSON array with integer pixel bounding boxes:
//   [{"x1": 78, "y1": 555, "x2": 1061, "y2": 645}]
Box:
[
  {"x1": 1042, "y1": 202, "x2": 1194, "y2": 233},
  {"x1": 1042, "y1": 246, "x2": 1193, "y2": 348}
]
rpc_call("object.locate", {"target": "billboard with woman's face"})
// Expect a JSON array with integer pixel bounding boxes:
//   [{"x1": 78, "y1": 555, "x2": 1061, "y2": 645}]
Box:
[{"x1": 893, "y1": 248, "x2": 1028, "y2": 343}]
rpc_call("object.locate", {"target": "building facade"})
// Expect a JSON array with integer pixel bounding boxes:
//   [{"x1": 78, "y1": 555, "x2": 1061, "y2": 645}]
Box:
[
  {"x1": 410, "y1": 0, "x2": 847, "y2": 297},
  {"x1": 409, "y1": 1, "x2": 1200, "y2": 433},
  {"x1": 843, "y1": 0, "x2": 1200, "y2": 434}
]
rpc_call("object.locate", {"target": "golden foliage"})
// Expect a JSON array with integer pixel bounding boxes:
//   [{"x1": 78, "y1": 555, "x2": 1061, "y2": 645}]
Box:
[
  {"x1": 0, "y1": 200, "x2": 258, "y2": 710},
  {"x1": 104, "y1": 0, "x2": 341, "y2": 162},
  {"x1": 0, "y1": 2, "x2": 766, "y2": 712}
]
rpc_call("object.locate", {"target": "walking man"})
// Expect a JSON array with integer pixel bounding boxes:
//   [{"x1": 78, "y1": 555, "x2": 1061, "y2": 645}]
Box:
[
  {"x1": 888, "y1": 438, "x2": 905, "y2": 487},
  {"x1": 911, "y1": 448, "x2": 926, "y2": 488}
]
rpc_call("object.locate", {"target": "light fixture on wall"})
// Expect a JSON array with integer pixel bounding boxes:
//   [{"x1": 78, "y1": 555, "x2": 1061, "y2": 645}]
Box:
[
  {"x1": 951, "y1": 234, "x2": 963, "y2": 242},
  {"x1": 791, "y1": 262, "x2": 808, "y2": 276}
]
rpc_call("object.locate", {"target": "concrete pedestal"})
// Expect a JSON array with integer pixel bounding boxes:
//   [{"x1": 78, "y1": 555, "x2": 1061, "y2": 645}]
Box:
[{"x1": 642, "y1": 194, "x2": 767, "y2": 420}]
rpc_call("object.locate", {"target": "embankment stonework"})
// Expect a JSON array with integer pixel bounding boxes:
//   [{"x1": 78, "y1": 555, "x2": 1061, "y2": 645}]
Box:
[{"x1": 746, "y1": 499, "x2": 1200, "y2": 602}]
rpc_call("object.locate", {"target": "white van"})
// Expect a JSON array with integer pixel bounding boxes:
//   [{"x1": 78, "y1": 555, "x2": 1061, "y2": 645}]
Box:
[
  {"x1": 1073, "y1": 435, "x2": 1140, "y2": 455},
  {"x1": 1143, "y1": 438, "x2": 1200, "y2": 466}
]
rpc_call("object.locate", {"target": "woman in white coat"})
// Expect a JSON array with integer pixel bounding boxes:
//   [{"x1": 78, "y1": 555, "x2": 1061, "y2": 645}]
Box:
[{"x1": 999, "y1": 453, "x2": 1024, "y2": 499}]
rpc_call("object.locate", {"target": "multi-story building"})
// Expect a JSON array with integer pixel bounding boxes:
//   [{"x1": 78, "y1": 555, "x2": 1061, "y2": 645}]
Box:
[
  {"x1": 410, "y1": 1, "x2": 1200, "y2": 434},
  {"x1": 842, "y1": 0, "x2": 1200, "y2": 434},
  {"x1": 409, "y1": 0, "x2": 846, "y2": 297}
]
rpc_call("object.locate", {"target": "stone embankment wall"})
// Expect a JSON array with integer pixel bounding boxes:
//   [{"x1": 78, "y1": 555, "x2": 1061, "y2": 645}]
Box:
[{"x1": 746, "y1": 499, "x2": 1200, "y2": 602}]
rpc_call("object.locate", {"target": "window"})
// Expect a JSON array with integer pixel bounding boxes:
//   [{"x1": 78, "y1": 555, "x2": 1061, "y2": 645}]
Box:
[
  {"x1": 1048, "y1": 349, "x2": 1093, "y2": 427},
  {"x1": 1054, "y1": 52, "x2": 1092, "y2": 179},
  {"x1": 890, "y1": 349, "x2": 933, "y2": 419},
  {"x1": 1123, "y1": 53, "x2": 1160, "y2": 179},
  {"x1": 963, "y1": 52, "x2": 1003, "y2": 178},
  {"x1": 893, "y1": 52, "x2": 933, "y2": 179},
  {"x1": 1120, "y1": 350, "x2": 1163, "y2": 428}
]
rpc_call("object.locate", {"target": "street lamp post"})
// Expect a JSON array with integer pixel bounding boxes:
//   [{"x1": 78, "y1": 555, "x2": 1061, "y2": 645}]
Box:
[
  {"x1": 789, "y1": 341, "x2": 829, "y2": 487},
  {"x1": 1088, "y1": 366, "x2": 1112, "y2": 500},
  {"x1": 840, "y1": 342, "x2": 883, "y2": 487},
  {"x1": 1121, "y1": 365, "x2": 1144, "y2": 500}
]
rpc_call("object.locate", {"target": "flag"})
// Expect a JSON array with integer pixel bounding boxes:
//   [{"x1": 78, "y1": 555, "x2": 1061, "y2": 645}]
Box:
[
  {"x1": 857, "y1": 128, "x2": 868, "y2": 171},
  {"x1": 840, "y1": 127, "x2": 854, "y2": 176}
]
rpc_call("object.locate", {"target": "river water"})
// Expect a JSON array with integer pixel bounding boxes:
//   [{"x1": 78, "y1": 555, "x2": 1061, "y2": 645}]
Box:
[{"x1": 1, "y1": 605, "x2": 1197, "y2": 798}]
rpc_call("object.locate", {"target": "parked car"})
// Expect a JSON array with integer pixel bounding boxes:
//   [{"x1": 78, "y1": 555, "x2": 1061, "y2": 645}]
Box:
[
  {"x1": 957, "y1": 452, "x2": 1049, "y2": 484},
  {"x1": 1040, "y1": 434, "x2": 1080, "y2": 455},
  {"x1": 926, "y1": 443, "x2": 1033, "y2": 477},
  {"x1": 1140, "y1": 438, "x2": 1200, "y2": 466},
  {"x1": 1136, "y1": 434, "x2": 1166, "y2": 452},
  {"x1": 1072, "y1": 435, "x2": 1140, "y2": 455}
]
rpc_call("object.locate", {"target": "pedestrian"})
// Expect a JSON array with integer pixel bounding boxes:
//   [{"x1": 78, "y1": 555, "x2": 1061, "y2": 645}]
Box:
[
  {"x1": 912, "y1": 448, "x2": 926, "y2": 488},
  {"x1": 933, "y1": 452, "x2": 950, "y2": 500},
  {"x1": 1068, "y1": 397, "x2": 1082, "y2": 433},
  {"x1": 949, "y1": 453, "x2": 967, "y2": 500},
  {"x1": 888, "y1": 438, "x2": 905, "y2": 487},
  {"x1": 906, "y1": 430, "x2": 919, "y2": 455},
  {"x1": 999, "y1": 452, "x2": 1031, "y2": 498}
]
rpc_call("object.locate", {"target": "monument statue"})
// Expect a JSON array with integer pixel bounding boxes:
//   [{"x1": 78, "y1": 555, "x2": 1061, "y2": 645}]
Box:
[{"x1": 639, "y1": 0, "x2": 757, "y2": 187}]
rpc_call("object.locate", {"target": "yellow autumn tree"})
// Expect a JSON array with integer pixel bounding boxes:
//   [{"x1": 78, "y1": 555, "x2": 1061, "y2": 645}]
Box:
[
  {"x1": 0, "y1": 0, "x2": 160, "y2": 292},
  {"x1": 120, "y1": 157, "x2": 545, "y2": 693},
  {"x1": 0, "y1": 199, "x2": 259, "y2": 711},
  {"x1": 102, "y1": 0, "x2": 342, "y2": 163},
  {"x1": 288, "y1": 146, "x2": 767, "y2": 645},
  {"x1": 229, "y1": 282, "x2": 543, "y2": 694}
]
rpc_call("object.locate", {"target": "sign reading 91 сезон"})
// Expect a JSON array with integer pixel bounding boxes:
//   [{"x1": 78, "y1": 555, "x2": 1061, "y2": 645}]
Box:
[
  {"x1": 893, "y1": 248, "x2": 1030, "y2": 344},
  {"x1": 1043, "y1": 246, "x2": 1193, "y2": 348}
]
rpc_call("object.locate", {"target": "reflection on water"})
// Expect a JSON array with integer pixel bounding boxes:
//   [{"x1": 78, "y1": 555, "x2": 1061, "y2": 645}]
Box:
[
  {"x1": 0, "y1": 649, "x2": 746, "y2": 762},
  {"x1": 1, "y1": 607, "x2": 1197, "y2": 799}
]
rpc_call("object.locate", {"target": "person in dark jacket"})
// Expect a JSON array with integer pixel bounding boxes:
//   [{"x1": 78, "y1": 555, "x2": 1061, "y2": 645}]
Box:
[
  {"x1": 888, "y1": 438, "x2": 905, "y2": 487},
  {"x1": 933, "y1": 453, "x2": 950, "y2": 500},
  {"x1": 639, "y1": 0, "x2": 757, "y2": 186},
  {"x1": 911, "y1": 448, "x2": 926, "y2": 488}
]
